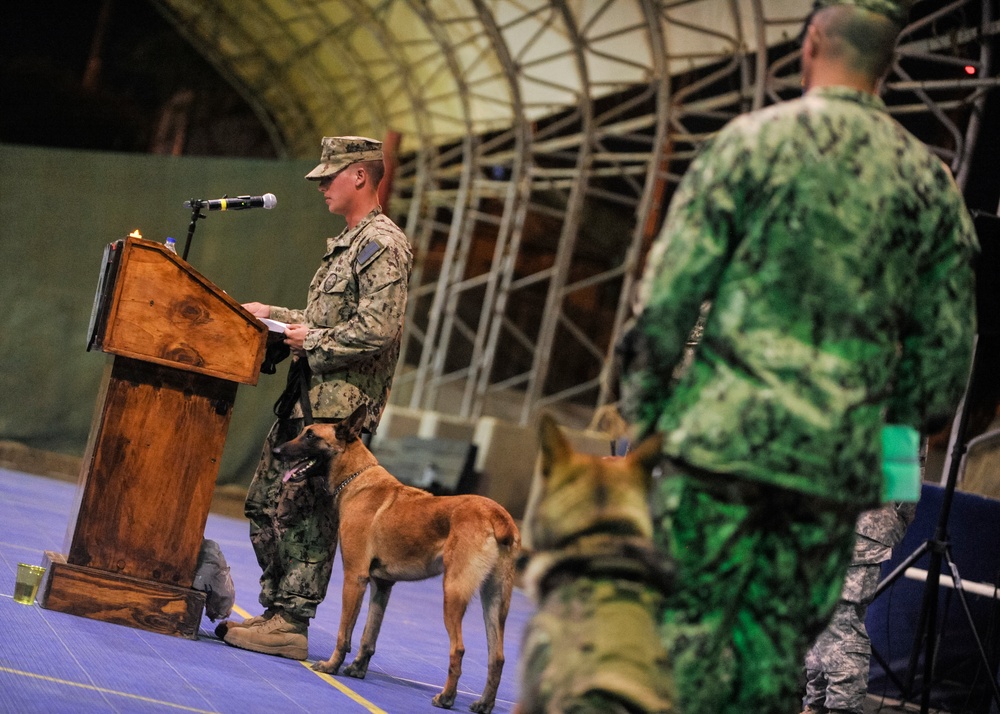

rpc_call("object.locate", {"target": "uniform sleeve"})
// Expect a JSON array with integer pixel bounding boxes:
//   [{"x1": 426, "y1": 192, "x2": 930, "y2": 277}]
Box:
[
  {"x1": 268, "y1": 306, "x2": 305, "y2": 324},
  {"x1": 619, "y1": 129, "x2": 750, "y2": 433},
  {"x1": 303, "y1": 237, "x2": 410, "y2": 373},
  {"x1": 886, "y1": 186, "x2": 978, "y2": 433}
]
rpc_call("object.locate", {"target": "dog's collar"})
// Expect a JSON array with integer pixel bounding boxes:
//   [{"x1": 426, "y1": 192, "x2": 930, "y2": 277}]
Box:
[
  {"x1": 332, "y1": 463, "x2": 375, "y2": 499},
  {"x1": 522, "y1": 534, "x2": 674, "y2": 600}
]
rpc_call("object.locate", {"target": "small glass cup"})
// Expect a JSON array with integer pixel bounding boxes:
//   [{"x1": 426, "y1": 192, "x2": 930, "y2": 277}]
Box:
[{"x1": 14, "y1": 563, "x2": 46, "y2": 605}]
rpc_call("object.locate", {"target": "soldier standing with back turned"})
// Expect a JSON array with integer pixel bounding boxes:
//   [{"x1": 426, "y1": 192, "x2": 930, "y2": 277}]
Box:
[{"x1": 617, "y1": 1, "x2": 978, "y2": 711}]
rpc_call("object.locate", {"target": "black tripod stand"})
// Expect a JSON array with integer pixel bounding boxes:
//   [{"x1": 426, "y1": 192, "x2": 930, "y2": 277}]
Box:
[{"x1": 870, "y1": 212, "x2": 1000, "y2": 713}]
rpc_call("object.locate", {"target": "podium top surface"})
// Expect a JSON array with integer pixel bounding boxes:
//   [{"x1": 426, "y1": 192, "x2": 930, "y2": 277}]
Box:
[{"x1": 97, "y1": 236, "x2": 267, "y2": 385}]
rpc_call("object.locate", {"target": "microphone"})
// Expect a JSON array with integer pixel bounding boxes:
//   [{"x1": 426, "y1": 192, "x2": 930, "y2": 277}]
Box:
[{"x1": 183, "y1": 193, "x2": 277, "y2": 211}]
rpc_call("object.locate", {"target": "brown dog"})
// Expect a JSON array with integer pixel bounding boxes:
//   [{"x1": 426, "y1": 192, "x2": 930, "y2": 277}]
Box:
[{"x1": 273, "y1": 405, "x2": 520, "y2": 713}]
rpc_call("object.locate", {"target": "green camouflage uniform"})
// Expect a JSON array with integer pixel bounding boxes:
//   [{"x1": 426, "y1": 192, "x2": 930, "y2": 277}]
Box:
[
  {"x1": 246, "y1": 207, "x2": 412, "y2": 620},
  {"x1": 620, "y1": 86, "x2": 977, "y2": 713},
  {"x1": 803, "y1": 501, "x2": 916, "y2": 713}
]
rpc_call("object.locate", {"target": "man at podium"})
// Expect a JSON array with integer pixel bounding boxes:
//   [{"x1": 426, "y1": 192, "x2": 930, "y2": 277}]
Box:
[{"x1": 221, "y1": 136, "x2": 413, "y2": 660}]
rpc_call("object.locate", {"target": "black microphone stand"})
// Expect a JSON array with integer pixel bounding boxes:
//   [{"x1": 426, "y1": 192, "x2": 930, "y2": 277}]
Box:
[{"x1": 183, "y1": 201, "x2": 206, "y2": 261}]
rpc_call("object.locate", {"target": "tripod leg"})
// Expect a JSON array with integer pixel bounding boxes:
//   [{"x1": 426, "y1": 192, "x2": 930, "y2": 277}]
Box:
[
  {"x1": 916, "y1": 545, "x2": 945, "y2": 714},
  {"x1": 869, "y1": 539, "x2": 931, "y2": 699},
  {"x1": 942, "y1": 548, "x2": 1000, "y2": 708},
  {"x1": 873, "y1": 540, "x2": 929, "y2": 600}
]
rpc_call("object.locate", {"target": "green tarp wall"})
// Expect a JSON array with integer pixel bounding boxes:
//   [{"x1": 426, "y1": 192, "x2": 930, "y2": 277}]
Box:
[{"x1": 0, "y1": 142, "x2": 347, "y2": 485}]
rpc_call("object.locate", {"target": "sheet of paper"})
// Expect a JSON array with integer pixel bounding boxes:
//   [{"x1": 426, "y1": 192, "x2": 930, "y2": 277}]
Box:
[{"x1": 260, "y1": 318, "x2": 288, "y2": 333}]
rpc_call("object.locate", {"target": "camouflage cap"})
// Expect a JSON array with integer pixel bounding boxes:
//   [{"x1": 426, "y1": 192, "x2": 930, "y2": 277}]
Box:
[
  {"x1": 305, "y1": 136, "x2": 383, "y2": 180},
  {"x1": 813, "y1": 0, "x2": 912, "y2": 26}
]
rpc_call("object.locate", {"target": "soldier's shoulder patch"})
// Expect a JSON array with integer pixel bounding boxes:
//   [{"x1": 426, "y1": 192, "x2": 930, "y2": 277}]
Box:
[{"x1": 356, "y1": 239, "x2": 386, "y2": 270}]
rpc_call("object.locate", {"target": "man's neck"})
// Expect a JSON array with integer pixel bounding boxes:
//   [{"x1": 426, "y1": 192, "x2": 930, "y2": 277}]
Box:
[
  {"x1": 807, "y1": 64, "x2": 878, "y2": 95},
  {"x1": 344, "y1": 198, "x2": 380, "y2": 230}
]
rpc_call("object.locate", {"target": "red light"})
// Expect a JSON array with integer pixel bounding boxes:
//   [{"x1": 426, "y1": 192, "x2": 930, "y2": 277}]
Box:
[{"x1": 965, "y1": 65, "x2": 976, "y2": 75}]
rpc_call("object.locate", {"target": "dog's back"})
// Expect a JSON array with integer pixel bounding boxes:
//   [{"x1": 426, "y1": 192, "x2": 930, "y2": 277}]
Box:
[
  {"x1": 279, "y1": 407, "x2": 520, "y2": 713},
  {"x1": 332, "y1": 452, "x2": 520, "y2": 584},
  {"x1": 516, "y1": 415, "x2": 675, "y2": 714}
]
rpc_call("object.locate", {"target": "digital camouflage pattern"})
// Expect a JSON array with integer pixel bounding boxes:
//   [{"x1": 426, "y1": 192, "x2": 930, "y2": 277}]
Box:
[
  {"x1": 621, "y1": 86, "x2": 978, "y2": 509},
  {"x1": 803, "y1": 501, "x2": 916, "y2": 713},
  {"x1": 245, "y1": 418, "x2": 339, "y2": 619},
  {"x1": 305, "y1": 135, "x2": 384, "y2": 180},
  {"x1": 620, "y1": 85, "x2": 976, "y2": 714},
  {"x1": 519, "y1": 575, "x2": 673, "y2": 714},
  {"x1": 269, "y1": 207, "x2": 412, "y2": 433},
  {"x1": 245, "y1": 206, "x2": 411, "y2": 621},
  {"x1": 654, "y1": 469, "x2": 859, "y2": 714}
]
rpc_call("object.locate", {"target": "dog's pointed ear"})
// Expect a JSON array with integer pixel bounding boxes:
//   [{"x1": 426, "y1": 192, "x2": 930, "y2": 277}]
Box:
[
  {"x1": 626, "y1": 432, "x2": 663, "y2": 484},
  {"x1": 538, "y1": 412, "x2": 571, "y2": 476},
  {"x1": 335, "y1": 405, "x2": 368, "y2": 443}
]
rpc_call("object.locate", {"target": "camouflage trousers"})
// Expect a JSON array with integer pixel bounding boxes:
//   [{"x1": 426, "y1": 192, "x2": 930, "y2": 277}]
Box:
[
  {"x1": 244, "y1": 418, "x2": 339, "y2": 621},
  {"x1": 519, "y1": 576, "x2": 675, "y2": 714},
  {"x1": 802, "y1": 502, "x2": 906, "y2": 714},
  {"x1": 801, "y1": 561, "x2": 881, "y2": 714},
  {"x1": 653, "y1": 468, "x2": 860, "y2": 714}
]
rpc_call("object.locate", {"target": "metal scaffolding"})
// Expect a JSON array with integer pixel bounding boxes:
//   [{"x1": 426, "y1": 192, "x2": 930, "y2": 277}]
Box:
[{"x1": 156, "y1": 0, "x2": 997, "y2": 426}]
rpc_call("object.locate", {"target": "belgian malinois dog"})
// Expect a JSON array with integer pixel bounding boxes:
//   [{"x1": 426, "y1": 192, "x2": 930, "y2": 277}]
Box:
[
  {"x1": 515, "y1": 414, "x2": 675, "y2": 714},
  {"x1": 273, "y1": 405, "x2": 520, "y2": 713}
]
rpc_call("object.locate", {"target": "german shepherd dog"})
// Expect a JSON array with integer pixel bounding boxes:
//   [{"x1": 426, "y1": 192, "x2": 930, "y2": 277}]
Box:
[
  {"x1": 515, "y1": 414, "x2": 675, "y2": 714},
  {"x1": 273, "y1": 405, "x2": 520, "y2": 713}
]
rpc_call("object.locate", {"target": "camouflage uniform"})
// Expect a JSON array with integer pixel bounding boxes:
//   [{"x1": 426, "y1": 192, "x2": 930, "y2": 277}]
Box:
[
  {"x1": 803, "y1": 502, "x2": 917, "y2": 714},
  {"x1": 619, "y1": 85, "x2": 977, "y2": 714},
  {"x1": 519, "y1": 538, "x2": 675, "y2": 714},
  {"x1": 246, "y1": 205, "x2": 412, "y2": 620}
]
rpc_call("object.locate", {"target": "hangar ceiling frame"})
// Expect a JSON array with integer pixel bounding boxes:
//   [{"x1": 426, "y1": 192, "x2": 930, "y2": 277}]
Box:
[{"x1": 155, "y1": 0, "x2": 998, "y2": 427}]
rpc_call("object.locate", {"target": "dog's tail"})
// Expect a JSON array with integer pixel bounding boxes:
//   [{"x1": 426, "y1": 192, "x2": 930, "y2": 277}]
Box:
[{"x1": 492, "y1": 511, "x2": 521, "y2": 554}]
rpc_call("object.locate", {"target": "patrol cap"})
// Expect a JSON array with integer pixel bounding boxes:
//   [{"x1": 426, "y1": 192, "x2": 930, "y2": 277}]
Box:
[
  {"x1": 305, "y1": 136, "x2": 383, "y2": 180},
  {"x1": 812, "y1": 0, "x2": 912, "y2": 26}
]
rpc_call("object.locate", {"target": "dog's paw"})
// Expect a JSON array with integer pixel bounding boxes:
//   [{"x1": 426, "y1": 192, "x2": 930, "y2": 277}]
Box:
[
  {"x1": 469, "y1": 699, "x2": 495, "y2": 714},
  {"x1": 343, "y1": 660, "x2": 369, "y2": 679},
  {"x1": 432, "y1": 692, "x2": 456, "y2": 709},
  {"x1": 311, "y1": 660, "x2": 340, "y2": 675}
]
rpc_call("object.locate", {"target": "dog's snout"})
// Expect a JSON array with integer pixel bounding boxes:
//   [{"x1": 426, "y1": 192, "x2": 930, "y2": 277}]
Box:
[
  {"x1": 272, "y1": 433, "x2": 307, "y2": 461},
  {"x1": 272, "y1": 439, "x2": 296, "y2": 460}
]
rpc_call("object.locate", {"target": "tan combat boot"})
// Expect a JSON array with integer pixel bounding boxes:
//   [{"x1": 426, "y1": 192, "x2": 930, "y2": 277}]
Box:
[
  {"x1": 213, "y1": 606, "x2": 278, "y2": 639},
  {"x1": 223, "y1": 611, "x2": 309, "y2": 660}
]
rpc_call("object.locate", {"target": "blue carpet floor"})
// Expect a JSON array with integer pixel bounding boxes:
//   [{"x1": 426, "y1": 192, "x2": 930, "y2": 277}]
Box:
[{"x1": 0, "y1": 468, "x2": 532, "y2": 713}]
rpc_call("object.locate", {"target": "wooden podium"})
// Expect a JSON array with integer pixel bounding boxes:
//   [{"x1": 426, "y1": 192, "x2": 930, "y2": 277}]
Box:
[{"x1": 39, "y1": 236, "x2": 267, "y2": 639}]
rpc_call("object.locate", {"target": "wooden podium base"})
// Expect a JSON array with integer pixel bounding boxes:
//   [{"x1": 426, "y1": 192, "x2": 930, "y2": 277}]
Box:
[{"x1": 40, "y1": 551, "x2": 206, "y2": 640}]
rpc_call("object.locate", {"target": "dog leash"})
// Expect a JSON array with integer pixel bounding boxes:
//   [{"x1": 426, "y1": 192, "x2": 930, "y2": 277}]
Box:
[
  {"x1": 332, "y1": 463, "x2": 375, "y2": 499},
  {"x1": 272, "y1": 358, "x2": 313, "y2": 425}
]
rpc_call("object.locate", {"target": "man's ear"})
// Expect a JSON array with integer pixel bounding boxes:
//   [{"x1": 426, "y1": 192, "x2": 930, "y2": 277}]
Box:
[
  {"x1": 804, "y1": 21, "x2": 823, "y2": 59},
  {"x1": 354, "y1": 165, "x2": 368, "y2": 189}
]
